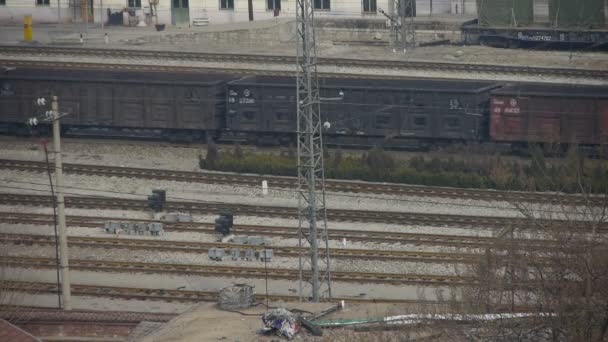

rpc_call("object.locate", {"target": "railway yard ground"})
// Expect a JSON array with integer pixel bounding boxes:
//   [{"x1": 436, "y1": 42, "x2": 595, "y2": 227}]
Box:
[
  {"x1": 1, "y1": 19, "x2": 607, "y2": 85},
  {"x1": 1, "y1": 15, "x2": 607, "y2": 340},
  {"x1": 0, "y1": 136, "x2": 605, "y2": 341}
]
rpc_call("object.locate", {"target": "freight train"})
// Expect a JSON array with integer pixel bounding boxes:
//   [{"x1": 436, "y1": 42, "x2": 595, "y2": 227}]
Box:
[
  {"x1": 463, "y1": 0, "x2": 608, "y2": 49},
  {"x1": 0, "y1": 68, "x2": 607, "y2": 151}
]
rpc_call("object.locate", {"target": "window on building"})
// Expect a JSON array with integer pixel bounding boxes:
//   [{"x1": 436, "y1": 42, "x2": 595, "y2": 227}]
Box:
[
  {"x1": 220, "y1": 0, "x2": 234, "y2": 10},
  {"x1": 267, "y1": 0, "x2": 281, "y2": 10},
  {"x1": 36, "y1": 0, "x2": 50, "y2": 6},
  {"x1": 314, "y1": 0, "x2": 330, "y2": 10},
  {"x1": 173, "y1": 0, "x2": 188, "y2": 8},
  {"x1": 128, "y1": 0, "x2": 141, "y2": 7},
  {"x1": 363, "y1": 0, "x2": 376, "y2": 13}
]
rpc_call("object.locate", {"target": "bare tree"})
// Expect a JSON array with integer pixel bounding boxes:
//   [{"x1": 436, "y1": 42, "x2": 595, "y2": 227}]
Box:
[{"x1": 461, "y1": 145, "x2": 608, "y2": 341}]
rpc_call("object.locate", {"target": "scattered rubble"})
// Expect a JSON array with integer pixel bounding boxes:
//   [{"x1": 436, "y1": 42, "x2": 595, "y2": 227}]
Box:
[
  {"x1": 208, "y1": 247, "x2": 273, "y2": 262},
  {"x1": 104, "y1": 221, "x2": 164, "y2": 236}
]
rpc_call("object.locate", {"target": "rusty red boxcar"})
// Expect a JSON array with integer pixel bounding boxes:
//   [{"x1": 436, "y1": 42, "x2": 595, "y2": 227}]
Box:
[{"x1": 490, "y1": 84, "x2": 608, "y2": 147}]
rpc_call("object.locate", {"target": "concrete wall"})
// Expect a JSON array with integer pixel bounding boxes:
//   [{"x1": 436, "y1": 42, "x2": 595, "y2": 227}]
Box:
[{"x1": 0, "y1": 0, "x2": 479, "y2": 24}]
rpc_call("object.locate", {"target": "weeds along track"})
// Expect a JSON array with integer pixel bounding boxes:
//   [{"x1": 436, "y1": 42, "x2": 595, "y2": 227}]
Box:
[
  {"x1": 0, "y1": 158, "x2": 600, "y2": 206},
  {"x1": 0, "y1": 192, "x2": 572, "y2": 229},
  {"x1": 2, "y1": 256, "x2": 475, "y2": 286},
  {"x1": 0, "y1": 233, "x2": 478, "y2": 264},
  {"x1": 0, "y1": 211, "x2": 557, "y2": 249},
  {"x1": 1, "y1": 46, "x2": 605, "y2": 80}
]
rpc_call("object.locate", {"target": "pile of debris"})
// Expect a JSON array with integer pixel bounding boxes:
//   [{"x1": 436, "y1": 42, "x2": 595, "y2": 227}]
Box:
[
  {"x1": 210, "y1": 234, "x2": 273, "y2": 262},
  {"x1": 104, "y1": 221, "x2": 164, "y2": 236},
  {"x1": 208, "y1": 247, "x2": 273, "y2": 262}
]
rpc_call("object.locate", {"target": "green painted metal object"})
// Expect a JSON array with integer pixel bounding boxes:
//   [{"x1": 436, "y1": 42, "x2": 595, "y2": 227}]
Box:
[
  {"x1": 549, "y1": 0, "x2": 605, "y2": 28},
  {"x1": 476, "y1": 0, "x2": 534, "y2": 27},
  {"x1": 171, "y1": 0, "x2": 190, "y2": 26}
]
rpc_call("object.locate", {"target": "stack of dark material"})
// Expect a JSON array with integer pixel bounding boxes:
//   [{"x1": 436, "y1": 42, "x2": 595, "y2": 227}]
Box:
[
  {"x1": 215, "y1": 211, "x2": 233, "y2": 235},
  {"x1": 106, "y1": 8, "x2": 123, "y2": 25}
]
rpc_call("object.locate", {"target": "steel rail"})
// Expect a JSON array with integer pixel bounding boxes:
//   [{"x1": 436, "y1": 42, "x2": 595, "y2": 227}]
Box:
[
  {"x1": 0, "y1": 45, "x2": 605, "y2": 79},
  {"x1": 1, "y1": 233, "x2": 478, "y2": 264},
  {"x1": 0, "y1": 158, "x2": 600, "y2": 206},
  {"x1": 3, "y1": 256, "x2": 475, "y2": 286},
  {"x1": 2, "y1": 193, "x2": 602, "y2": 230},
  {"x1": 0, "y1": 211, "x2": 556, "y2": 249}
]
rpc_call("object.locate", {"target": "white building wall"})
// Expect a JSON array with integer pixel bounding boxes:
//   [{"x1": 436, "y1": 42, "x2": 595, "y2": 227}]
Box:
[
  {"x1": 0, "y1": 0, "x2": 131, "y2": 23},
  {"x1": 0, "y1": 0, "x2": 72, "y2": 23},
  {"x1": 188, "y1": 0, "x2": 391, "y2": 25},
  {"x1": 0, "y1": 0, "x2": 477, "y2": 25}
]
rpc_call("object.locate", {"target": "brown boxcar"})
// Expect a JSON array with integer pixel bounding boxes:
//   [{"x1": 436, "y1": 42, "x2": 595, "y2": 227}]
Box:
[
  {"x1": 0, "y1": 68, "x2": 234, "y2": 140},
  {"x1": 490, "y1": 84, "x2": 608, "y2": 146}
]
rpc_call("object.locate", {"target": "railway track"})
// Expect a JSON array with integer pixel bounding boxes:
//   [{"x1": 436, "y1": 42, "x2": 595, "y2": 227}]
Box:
[
  {"x1": 0, "y1": 192, "x2": 555, "y2": 229},
  {"x1": 1, "y1": 233, "x2": 479, "y2": 264},
  {"x1": 0, "y1": 211, "x2": 555, "y2": 249},
  {"x1": 0, "y1": 303, "x2": 177, "y2": 322},
  {"x1": 3, "y1": 256, "x2": 475, "y2": 286},
  {"x1": 3, "y1": 192, "x2": 602, "y2": 231},
  {"x1": 1, "y1": 45, "x2": 605, "y2": 80},
  {"x1": 0, "y1": 158, "x2": 598, "y2": 205},
  {"x1": 1, "y1": 280, "x2": 447, "y2": 305}
]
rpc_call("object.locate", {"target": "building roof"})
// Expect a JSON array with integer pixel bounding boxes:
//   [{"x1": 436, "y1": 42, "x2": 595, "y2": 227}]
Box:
[{"x1": 0, "y1": 319, "x2": 41, "y2": 342}]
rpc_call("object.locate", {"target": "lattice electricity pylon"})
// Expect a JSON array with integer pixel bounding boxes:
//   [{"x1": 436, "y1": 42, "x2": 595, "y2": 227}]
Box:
[
  {"x1": 381, "y1": 0, "x2": 416, "y2": 52},
  {"x1": 295, "y1": 0, "x2": 332, "y2": 303}
]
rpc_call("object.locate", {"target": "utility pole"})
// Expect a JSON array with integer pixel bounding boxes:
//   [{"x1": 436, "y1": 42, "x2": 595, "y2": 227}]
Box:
[
  {"x1": 51, "y1": 96, "x2": 72, "y2": 310},
  {"x1": 295, "y1": 0, "x2": 332, "y2": 303},
  {"x1": 380, "y1": 0, "x2": 416, "y2": 52}
]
